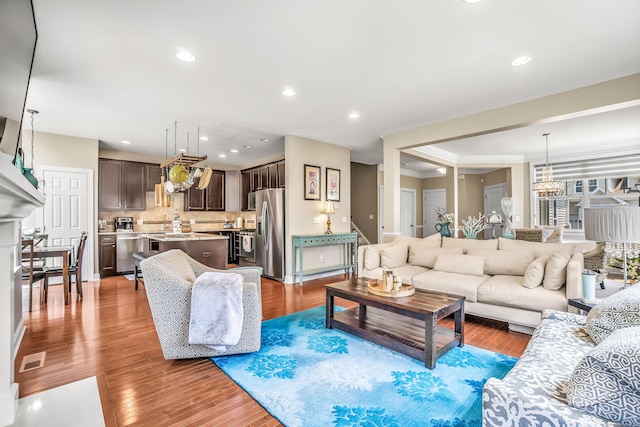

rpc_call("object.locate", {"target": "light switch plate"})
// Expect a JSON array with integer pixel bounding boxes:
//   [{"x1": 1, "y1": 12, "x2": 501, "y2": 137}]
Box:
[
  {"x1": 137, "y1": 219, "x2": 143, "y2": 225},
  {"x1": 190, "y1": 219, "x2": 196, "y2": 224},
  {"x1": 342, "y1": 217, "x2": 347, "y2": 223}
]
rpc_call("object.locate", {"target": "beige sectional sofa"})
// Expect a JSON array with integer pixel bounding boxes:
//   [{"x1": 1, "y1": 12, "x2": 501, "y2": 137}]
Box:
[{"x1": 357, "y1": 235, "x2": 594, "y2": 333}]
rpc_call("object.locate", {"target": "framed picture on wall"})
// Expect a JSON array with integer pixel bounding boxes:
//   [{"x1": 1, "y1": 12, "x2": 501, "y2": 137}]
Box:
[
  {"x1": 326, "y1": 167, "x2": 340, "y2": 202},
  {"x1": 304, "y1": 164, "x2": 321, "y2": 200}
]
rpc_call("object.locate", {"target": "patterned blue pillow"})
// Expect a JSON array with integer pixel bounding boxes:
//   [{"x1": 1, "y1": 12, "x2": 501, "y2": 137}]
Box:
[
  {"x1": 567, "y1": 326, "x2": 640, "y2": 426},
  {"x1": 586, "y1": 283, "x2": 640, "y2": 344}
]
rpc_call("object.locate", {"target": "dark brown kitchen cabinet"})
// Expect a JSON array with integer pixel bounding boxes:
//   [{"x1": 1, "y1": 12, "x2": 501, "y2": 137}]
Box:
[
  {"x1": 277, "y1": 161, "x2": 285, "y2": 187},
  {"x1": 145, "y1": 164, "x2": 162, "y2": 191},
  {"x1": 99, "y1": 159, "x2": 147, "y2": 210},
  {"x1": 268, "y1": 163, "x2": 278, "y2": 188},
  {"x1": 241, "y1": 170, "x2": 251, "y2": 211},
  {"x1": 186, "y1": 169, "x2": 225, "y2": 211},
  {"x1": 98, "y1": 159, "x2": 122, "y2": 210},
  {"x1": 99, "y1": 234, "x2": 117, "y2": 277}
]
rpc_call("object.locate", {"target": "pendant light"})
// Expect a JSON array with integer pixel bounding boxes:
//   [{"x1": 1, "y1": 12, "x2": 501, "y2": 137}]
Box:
[
  {"x1": 533, "y1": 133, "x2": 564, "y2": 197},
  {"x1": 23, "y1": 109, "x2": 43, "y2": 192}
]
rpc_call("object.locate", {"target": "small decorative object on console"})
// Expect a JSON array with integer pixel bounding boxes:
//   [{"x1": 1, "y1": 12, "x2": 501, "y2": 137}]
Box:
[
  {"x1": 367, "y1": 279, "x2": 415, "y2": 297},
  {"x1": 460, "y1": 212, "x2": 490, "y2": 239}
]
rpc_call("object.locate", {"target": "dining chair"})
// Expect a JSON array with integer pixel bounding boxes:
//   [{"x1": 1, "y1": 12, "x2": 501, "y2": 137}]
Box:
[
  {"x1": 21, "y1": 239, "x2": 47, "y2": 312},
  {"x1": 42, "y1": 231, "x2": 87, "y2": 302}
]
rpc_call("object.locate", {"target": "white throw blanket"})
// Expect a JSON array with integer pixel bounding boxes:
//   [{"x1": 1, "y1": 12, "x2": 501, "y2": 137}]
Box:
[{"x1": 188, "y1": 272, "x2": 244, "y2": 351}]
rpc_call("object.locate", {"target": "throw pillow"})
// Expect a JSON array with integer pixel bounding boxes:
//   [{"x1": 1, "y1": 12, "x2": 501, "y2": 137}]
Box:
[
  {"x1": 467, "y1": 249, "x2": 534, "y2": 276},
  {"x1": 408, "y1": 247, "x2": 463, "y2": 268},
  {"x1": 434, "y1": 254, "x2": 485, "y2": 277},
  {"x1": 380, "y1": 240, "x2": 409, "y2": 268},
  {"x1": 567, "y1": 326, "x2": 640, "y2": 426},
  {"x1": 364, "y1": 242, "x2": 393, "y2": 270},
  {"x1": 522, "y1": 255, "x2": 549, "y2": 288},
  {"x1": 586, "y1": 283, "x2": 640, "y2": 344},
  {"x1": 542, "y1": 251, "x2": 571, "y2": 290}
]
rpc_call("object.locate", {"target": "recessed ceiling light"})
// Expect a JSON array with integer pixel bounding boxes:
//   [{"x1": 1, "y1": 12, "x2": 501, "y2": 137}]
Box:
[
  {"x1": 281, "y1": 87, "x2": 296, "y2": 97},
  {"x1": 218, "y1": 154, "x2": 226, "y2": 158},
  {"x1": 121, "y1": 140, "x2": 131, "y2": 144},
  {"x1": 178, "y1": 148, "x2": 187, "y2": 152},
  {"x1": 260, "y1": 138, "x2": 271, "y2": 142},
  {"x1": 230, "y1": 149, "x2": 239, "y2": 153},
  {"x1": 510, "y1": 55, "x2": 532, "y2": 67},
  {"x1": 348, "y1": 112, "x2": 360, "y2": 119},
  {"x1": 463, "y1": 0, "x2": 481, "y2": 3},
  {"x1": 401, "y1": 163, "x2": 409, "y2": 166},
  {"x1": 243, "y1": 145, "x2": 253, "y2": 149},
  {"x1": 199, "y1": 136, "x2": 209, "y2": 141},
  {"x1": 176, "y1": 50, "x2": 196, "y2": 62}
]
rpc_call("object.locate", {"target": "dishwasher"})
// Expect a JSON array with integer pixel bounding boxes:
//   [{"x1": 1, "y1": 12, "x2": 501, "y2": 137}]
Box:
[{"x1": 116, "y1": 232, "x2": 149, "y2": 273}]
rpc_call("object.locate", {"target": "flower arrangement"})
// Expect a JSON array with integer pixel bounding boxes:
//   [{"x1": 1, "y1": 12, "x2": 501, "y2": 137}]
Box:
[
  {"x1": 436, "y1": 207, "x2": 454, "y2": 223},
  {"x1": 460, "y1": 212, "x2": 490, "y2": 239}
]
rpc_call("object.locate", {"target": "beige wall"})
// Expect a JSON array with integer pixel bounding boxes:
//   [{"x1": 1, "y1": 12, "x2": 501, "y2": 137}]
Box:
[
  {"x1": 284, "y1": 135, "x2": 351, "y2": 282},
  {"x1": 350, "y1": 162, "x2": 378, "y2": 243}
]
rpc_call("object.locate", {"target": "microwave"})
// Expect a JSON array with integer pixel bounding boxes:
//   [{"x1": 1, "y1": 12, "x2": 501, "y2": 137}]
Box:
[{"x1": 248, "y1": 192, "x2": 256, "y2": 211}]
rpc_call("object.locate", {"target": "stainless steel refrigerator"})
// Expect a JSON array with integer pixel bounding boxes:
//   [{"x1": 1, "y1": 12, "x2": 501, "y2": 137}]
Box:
[{"x1": 255, "y1": 188, "x2": 285, "y2": 280}]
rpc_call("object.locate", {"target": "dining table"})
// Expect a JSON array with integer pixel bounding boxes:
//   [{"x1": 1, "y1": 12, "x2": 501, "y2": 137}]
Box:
[{"x1": 22, "y1": 244, "x2": 75, "y2": 305}]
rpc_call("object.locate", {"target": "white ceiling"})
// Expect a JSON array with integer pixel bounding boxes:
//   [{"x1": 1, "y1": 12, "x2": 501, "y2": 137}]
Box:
[{"x1": 24, "y1": 1, "x2": 640, "y2": 170}]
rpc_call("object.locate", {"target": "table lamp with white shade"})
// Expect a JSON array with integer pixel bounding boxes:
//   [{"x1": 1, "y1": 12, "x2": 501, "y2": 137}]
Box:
[
  {"x1": 323, "y1": 201, "x2": 335, "y2": 234},
  {"x1": 584, "y1": 207, "x2": 640, "y2": 288}
]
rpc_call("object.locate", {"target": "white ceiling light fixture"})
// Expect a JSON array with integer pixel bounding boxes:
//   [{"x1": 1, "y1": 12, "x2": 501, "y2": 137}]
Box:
[
  {"x1": 260, "y1": 138, "x2": 271, "y2": 142},
  {"x1": 463, "y1": 0, "x2": 482, "y2": 3},
  {"x1": 348, "y1": 112, "x2": 360, "y2": 119},
  {"x1": 178, "y1": 148, "x2": 187, "y2": 152},
  {"x1": 176, "y1": 50, "x2": 196, "y2": 62},
  {"x1": 218, "y1": 154, "x2": 226, "y2": 158},
  {"x1": 281, "y1": 87, "x2": 296, "y2": 97},
  {"x1": 533, "y1": 133, "x2": 564, "y2": 197},
  {"x1": 121, "y1": 140, "x2": 131, "y2": 145},
  {"x1": 230, "y1": 149, "x2": 239, "y2": 153},
  {"x1": 199, "y1": 136, "x2": 209, "y2": 141},
  {"x1": 243, "y1": 145, "x2": 253, "y2": 149},
  {"x1": 510, "y1": 55, "x2": 532, "y2": 67}
]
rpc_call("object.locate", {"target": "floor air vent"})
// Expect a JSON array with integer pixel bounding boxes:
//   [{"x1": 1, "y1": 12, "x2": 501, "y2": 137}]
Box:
[{"x1": 19, "y1": 352, "x2": 46, "y2": 373}]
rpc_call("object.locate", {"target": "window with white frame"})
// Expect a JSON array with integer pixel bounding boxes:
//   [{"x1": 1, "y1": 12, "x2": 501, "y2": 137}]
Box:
[{"x1": 534, "y1": 154, "x2": 640, "y2": 230}]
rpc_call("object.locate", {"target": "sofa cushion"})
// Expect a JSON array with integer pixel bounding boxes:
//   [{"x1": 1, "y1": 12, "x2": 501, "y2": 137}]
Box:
[
  {"x1": 441, "y1": 237, "x2": 498, "y2": 253},
  {"x1": 380, "y1": 240, "x2": 410, "y2": 268},
  {"x1": 498, "y1": 237, "x2": 576, "y2": 258},
  {"x1": 412, "y1": 270, "x2": 489, "y2": 302},
  {"x1": 434, "y1": 254, "x2": 485, "y2": 277},
  {"x1": 567, "y1": 326, "x2": 640, "y2": 426},
  {"x1": 467, "y1": 249, "x2": 534, "y2": 276},
  {"x1": 364, "y1": 242, "x2": 393, "y2": 270},
  {"x1": 542, "y1": 251, "x2": 571, "y2": 290},
  {"x1": 586, "y1": 283, "x2": 640, "y2": 344},
  {"x1": 522, "y1": 255, "x2": 549, "y2": 289},
  {"x1": 361, "y1": 264, "x2": 429, "y2": 284},
  {"x1": 408, "y1": 247, "x2": 463, "y2": 268},
  {"x1": 477, "y1": 275, "x2": 567, "y2": 312}
]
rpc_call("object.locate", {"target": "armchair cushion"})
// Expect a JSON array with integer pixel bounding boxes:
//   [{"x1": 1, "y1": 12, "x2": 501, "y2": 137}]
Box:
[{"x1": 586, "y1": 283, "x2": 640, "y2": 344}]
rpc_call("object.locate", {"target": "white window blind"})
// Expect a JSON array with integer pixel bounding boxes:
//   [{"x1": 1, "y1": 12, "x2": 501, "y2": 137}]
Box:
[{"x1": 534, "y1": 153, "x2": 640, "y2": 181}]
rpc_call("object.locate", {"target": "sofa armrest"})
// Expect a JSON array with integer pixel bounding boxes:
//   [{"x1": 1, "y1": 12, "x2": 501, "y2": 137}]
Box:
[
  {"x1": 565, "y1": 251, "x2": 584, "y2": 301},
  {"x1": 357, "y1": 245, "x2": 367, "y2": 276}
]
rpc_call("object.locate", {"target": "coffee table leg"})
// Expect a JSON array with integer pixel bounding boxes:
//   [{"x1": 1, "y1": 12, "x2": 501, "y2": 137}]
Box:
[
  {"x1": 424, "y1": 314, "x2": 437, "y2": 369},
  {"x1": 455, "y1": 304, "x2": 465, "y2": 348},
  {"x1": 326, "y1": 291, "x2": 334, "y2": 328}
]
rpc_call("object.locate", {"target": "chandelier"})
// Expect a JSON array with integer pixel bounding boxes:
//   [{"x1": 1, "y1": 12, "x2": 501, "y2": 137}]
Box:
[{"x1": 533, "y1": 133, "x2": 564, "y2": 197}]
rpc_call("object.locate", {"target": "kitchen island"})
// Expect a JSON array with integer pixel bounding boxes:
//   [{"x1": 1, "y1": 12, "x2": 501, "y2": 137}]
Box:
[{"x1": 143, "y1": 233, "x2": 229, "y2": 270}]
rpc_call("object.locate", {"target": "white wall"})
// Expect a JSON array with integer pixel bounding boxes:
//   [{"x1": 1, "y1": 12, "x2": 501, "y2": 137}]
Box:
[{"x1": 284, "y1": 135, "x2": 351, "y2": 283}]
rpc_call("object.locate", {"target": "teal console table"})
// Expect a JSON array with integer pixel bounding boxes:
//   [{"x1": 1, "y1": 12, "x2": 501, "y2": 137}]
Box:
[{"x1": 292, "y1": 233, "x2": 358, "y2": 286}]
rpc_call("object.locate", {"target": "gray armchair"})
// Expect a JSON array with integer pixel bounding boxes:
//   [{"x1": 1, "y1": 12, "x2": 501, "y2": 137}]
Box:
[{"x1": 140, "y1": 249, "x2": 262, "y2": 359}]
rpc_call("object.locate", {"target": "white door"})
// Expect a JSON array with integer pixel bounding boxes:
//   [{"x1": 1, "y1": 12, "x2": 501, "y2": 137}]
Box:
[
  {"x1": 400, "y1": 189, "x2": 416, "y2": 237},
  {"x1": 423, "y1": 189, "x2": 446, "y2": 237},
  {"x1": 379, "y1": 186, "x2": 417, "y2": 241},
  {"x1": 28, "y1": 166, "x2": 93, "y2": 281},
  {"x1": 484, "y1": 183, "x2": 507, "y2": 239}
]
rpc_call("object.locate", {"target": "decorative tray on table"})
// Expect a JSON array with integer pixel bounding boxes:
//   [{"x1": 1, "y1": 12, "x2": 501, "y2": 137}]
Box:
[{"x1": 366, "y1": 280, "x2": 416, "y2": 297}]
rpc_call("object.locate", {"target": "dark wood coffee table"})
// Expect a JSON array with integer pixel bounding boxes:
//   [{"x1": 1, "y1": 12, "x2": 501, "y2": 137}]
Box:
[{"x1": 326, "y1": 279, "x2": 465, "y2": 369}]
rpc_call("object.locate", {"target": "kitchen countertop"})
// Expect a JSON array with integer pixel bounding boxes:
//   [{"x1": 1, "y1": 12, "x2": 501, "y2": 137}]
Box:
[{"x1": 142, "y1": 233, "x2": 228, "y2": 242}]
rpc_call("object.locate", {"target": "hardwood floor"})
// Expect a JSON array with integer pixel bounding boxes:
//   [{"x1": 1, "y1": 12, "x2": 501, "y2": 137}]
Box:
[{"x1": 16, "y1": 273, "x2": 531, "y2": 426}]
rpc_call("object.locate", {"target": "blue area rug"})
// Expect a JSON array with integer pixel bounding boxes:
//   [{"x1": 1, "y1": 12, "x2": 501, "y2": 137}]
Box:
[{"x1": 212, "y1": 306, "x2": 517, "y2": 427}]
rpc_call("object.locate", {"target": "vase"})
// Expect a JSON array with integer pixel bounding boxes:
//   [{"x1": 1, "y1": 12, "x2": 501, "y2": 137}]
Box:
[
  {"x1": 501, "y1": 197, "x2": 516, "y2": 239},
  {"x1": 435, "y1": 221, "x2": 452, "y2": 237},
  {"x1": 582, "y1": 272, "x2": 596, "y2": 301}
]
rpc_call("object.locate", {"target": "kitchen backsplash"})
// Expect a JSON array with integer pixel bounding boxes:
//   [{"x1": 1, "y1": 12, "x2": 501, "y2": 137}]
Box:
[{"x1": 98, "y1": 192, "x2": 255, "y2": 232}]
